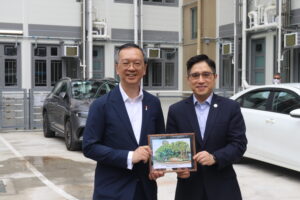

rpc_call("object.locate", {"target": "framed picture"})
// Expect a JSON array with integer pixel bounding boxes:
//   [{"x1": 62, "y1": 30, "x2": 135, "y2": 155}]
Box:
[{"x1": 148, "y1": 133, "x2": 197, "y2": 172}]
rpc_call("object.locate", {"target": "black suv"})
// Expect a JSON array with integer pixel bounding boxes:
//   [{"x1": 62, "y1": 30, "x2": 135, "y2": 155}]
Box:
[{"x1": 42, "y1": 77, "x2": 118, "y2": 151}]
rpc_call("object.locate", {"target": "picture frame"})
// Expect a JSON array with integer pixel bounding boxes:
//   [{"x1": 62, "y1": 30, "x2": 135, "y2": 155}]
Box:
[{"x1": 148, "y1": 133, "x2": 197, "y2": 173}]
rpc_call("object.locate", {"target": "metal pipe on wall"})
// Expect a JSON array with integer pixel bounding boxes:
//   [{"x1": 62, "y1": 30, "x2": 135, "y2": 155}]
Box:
[
  {"x1": 233, "y1": 0, "x2": 239, "y2": 93},
  {"x1": 140, "y1": 0, "x2": 143, "y2": 48},
  {"x1": 242, "y1": 0, "x2": 248, "y2": 88},
  {"x1": 277, "y1": 0, "x2": 282, "y2": 73},
  {"x1": 87, "y1": 0, "x2": 93, "y2": 79},
  {"x1": 197, "y1": 0, "x2": 202, "y2": 55},
  {"x1": 134, "y1": 0, "x2": 138, "y2": 45},
  {"x1": 82, "y1": 0, "x2": 86, "y2": 80}
]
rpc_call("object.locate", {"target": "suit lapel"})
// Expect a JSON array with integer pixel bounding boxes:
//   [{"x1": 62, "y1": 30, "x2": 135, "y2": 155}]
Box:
[
  {"x1": 111, "y1": 86, "x2": 138, "y2": 146},
  {"x1": 185, "y1": 96, "x2": 204, "y2": 146},
  {"x1": 203, "y1": 94, "x2": 219, "y2": 145},
  {"x1": 139, "y1": 92, "x2": 150, "y2": 145}
]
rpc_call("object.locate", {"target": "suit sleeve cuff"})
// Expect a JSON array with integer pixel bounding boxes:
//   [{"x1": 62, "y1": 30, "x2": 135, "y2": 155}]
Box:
[{"x1": 127, "y1": 151, "x2": 134, "y2": 170}]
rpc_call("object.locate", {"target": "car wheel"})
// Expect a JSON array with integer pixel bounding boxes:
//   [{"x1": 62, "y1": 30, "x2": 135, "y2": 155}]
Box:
[
  {"x1": 43, "y1": 112, "x2": 55, "y2": 138},
  {"x1": 64, "y1": 120, "x2": 81, "y2": 151}
]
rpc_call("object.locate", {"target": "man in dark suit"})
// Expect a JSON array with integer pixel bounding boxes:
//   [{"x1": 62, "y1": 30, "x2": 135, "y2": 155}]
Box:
[
  {"x1": 83, "y1": 43, "x2": 165, "y2": 200},
  {"x1": 167, "y1": 54, "x2": 247, "y2": 200}
]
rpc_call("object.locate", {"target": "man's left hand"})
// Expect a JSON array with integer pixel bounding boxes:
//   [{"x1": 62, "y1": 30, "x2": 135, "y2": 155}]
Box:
[
  {"x1": 193, "y1": 151, "x2": 216, "y2": 166},
  {"x1": 148, "y1": 170, "x2": 165, "y2": 180}
]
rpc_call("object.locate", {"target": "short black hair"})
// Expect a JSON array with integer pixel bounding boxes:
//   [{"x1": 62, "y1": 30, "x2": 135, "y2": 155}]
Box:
[
  {"x1": 186, "y1": 54, "x2": 216, "y2": 75},
  {"x1": 115, "y1": 43, "x2": 147, "y2": 64}
]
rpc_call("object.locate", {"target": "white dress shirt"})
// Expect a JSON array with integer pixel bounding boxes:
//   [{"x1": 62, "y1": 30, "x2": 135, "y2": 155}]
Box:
[
  {"x1": 193, "y1": 93, "x2": 213, "y2": 138},
  {"x1": 119, "y1": 84, "x2": 143, "y2": 170}
]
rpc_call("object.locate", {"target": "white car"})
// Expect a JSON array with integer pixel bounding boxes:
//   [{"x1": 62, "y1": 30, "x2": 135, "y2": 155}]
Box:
[{"x1": 230, "y1": 83, "x2": 300, "y2": 172}]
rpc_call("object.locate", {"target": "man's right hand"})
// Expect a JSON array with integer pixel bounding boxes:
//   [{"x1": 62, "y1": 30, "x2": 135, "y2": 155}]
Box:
[
  {"x1": 176, "y1": 168, "x2": 190, "y2": 179},
  {"x1": 132, "y1": 146, "x2": 151, "y2": 164}
]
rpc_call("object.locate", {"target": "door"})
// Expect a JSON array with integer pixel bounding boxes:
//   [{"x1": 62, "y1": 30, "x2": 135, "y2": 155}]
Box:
[
  {"x1": 251, "y1": 39, "x2": 266, "y2": 85},
  {"x1": 264, "y1": 90, "x2": 300, "y2": 169},
  {"x1": 221, "y1": 58, "x2": 234, "y2": 89},
  {"x1": 93, "y1": 46, "x2": 105, "y2": 79},
  {"x1": 55, "y1": 81, "x2": 68, "y2": 131},
  {"x1": 238, "y1": 90, "x2": 271, "y2": 156}
]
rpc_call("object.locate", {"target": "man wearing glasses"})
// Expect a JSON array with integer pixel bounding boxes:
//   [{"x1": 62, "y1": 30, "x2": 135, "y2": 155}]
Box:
[
  {"x1": 166, "y1": 54, "x2": 247, "y2": 200},
  {"x1": 83, "y1": 43, "x2": 165, "y2": 200}
]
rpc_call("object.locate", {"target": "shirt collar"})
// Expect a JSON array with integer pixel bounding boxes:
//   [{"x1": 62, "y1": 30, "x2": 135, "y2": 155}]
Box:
[
  {"x1": 119, "y1": 83, "x2": 144, "y2": 102},
  {"x1": 193, "y1": 93, "x2": 213, "y2": 106}
]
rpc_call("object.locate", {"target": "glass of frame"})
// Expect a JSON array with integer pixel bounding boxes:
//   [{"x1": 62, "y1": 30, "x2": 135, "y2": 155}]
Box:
[{"x1": 148, "y1": 133, "x2": 197, "y2": 172}]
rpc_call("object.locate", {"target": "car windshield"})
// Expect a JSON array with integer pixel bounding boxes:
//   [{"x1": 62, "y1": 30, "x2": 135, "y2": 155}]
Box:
[{"x1": 71, "y1": 80, "x2": 116, "y2": 99}]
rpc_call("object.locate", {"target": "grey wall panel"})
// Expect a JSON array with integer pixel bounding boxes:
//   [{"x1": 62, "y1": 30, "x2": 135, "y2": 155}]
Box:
[
  {"x1": 291, "y1": 9, "x2": 300, "y2": 25},
  {"x1": 0, "y1": 22, "x2": 22, "y2": 30},
  {"x1": 111, "y1": 28, "x2": 179, "y2": 42},
  {"x1": 29, "y1": 24, "x2": 81, "y2": 38},
  {"x1": 219, "y1": 23, "x2": 234, "y2": 38},
  {"x1": 219, "y1": 23, "x2": 242, "y2": 38},
  {"x1": 114, "y1": 0, "x2": 178, "y2": 6},
  {"x1": 143, "y1": 30, "x2": 179, "y2": 42}
]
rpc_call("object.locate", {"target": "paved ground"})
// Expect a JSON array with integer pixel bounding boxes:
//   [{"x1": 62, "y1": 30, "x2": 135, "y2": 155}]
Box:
[{"x1": 1, "y1": 131, "x2": 300, "y2": 200}]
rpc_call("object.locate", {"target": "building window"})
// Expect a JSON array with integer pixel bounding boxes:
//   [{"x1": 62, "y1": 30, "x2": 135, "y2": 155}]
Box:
[
  {"x1": 5, "y1": 59, "x2": 17, "y2": 86},
  {"x1": 4, "y1": 45, "x2": 17, "y2": 56},
  {"x1": 143, "y1": 48, "x2": 178, "y2": 90},
  {"x1": 165, "y1": 63, "x2": 175, "y2": 86},
  {"x1": 93, "y1": 46, "x2": 105, "y2": 79},
  {"x1": 191, "y1": 7, "x2": 197, "y2": 39},
  {"x1": 34, "y1": 47, "x2": 47, "y2": 57},
  {"x1": 152, "y1": 63, "x2": 162, "y2": 86},
  {"x1": 51, "y1": 60, "x2": 62, "y2": 86},
  {"x1": 33, "y1": 45, "x2": 64, "y2": 88},
  {"x1": 1, "y1": 44, "x2": 20, "y2": 88},
  {"x1": 51, "y1": 47, "x2": 58, "y2": 56},
  {"x1": 35, "y1": 60, "x2": 47, "y2": 86}
]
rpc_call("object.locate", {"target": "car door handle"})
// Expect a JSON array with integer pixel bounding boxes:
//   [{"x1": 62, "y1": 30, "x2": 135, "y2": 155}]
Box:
[{"x1": 265, "y1": 119, "x2": 275, "y2": 124}]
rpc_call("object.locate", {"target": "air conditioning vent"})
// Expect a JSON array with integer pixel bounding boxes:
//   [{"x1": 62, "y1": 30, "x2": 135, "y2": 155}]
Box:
[
  {"x1": 147, "y1": 48, "x2": 160, "y2": 59},
  {"x1": 222, "y1": 43, "x2": 233, "y2": 55},
  {"x1": 284, "y1": 32, "x2": 300, "y2": 48},
  {"x1": 62, "y1": 46, "x2": 79, "y2": 57}
]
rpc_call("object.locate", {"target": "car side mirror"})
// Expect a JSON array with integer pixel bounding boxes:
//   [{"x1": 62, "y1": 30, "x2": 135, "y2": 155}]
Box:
[
  {"x1": 290, "y1": 108, "x2": 300, "y2": 118},
  {"x1": 59, "y1": 92, "x2": 67, "y2": 99}
]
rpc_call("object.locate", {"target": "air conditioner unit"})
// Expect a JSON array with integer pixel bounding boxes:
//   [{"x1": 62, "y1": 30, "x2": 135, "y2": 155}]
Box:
[
  {"x1": 284, "y1": 32, "x2": 300, "y2": 48},
  {"x1": 222, "y1": 43, "x2": 233, "y2": 55},
  {"x1": 62, "y1": 46, "x2": 79, "y2": 57},
  {"x1": 147, "y1": 48, "x2": 160, "y2": 59}
]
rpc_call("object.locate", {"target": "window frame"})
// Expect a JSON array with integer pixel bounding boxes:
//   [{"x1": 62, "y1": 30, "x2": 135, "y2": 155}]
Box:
[
  {"x1": 191, "y1": 7, "x2": 198, "y2": 40},
  {"x1": 270, "y1": 88, "x2": 300, "y2": 115},
  {"x1": 32, "y1": 44, "x2": 64, "y2": 89},
  {"x1": 143, "y1": 48, "x2": 178, "y2": 90},
  {"x1": 0, "y1": 43, "x2": 21, "y2": 89},
  {"x1": 236, "y1": 88, "x2": 273, "y2": 111}
]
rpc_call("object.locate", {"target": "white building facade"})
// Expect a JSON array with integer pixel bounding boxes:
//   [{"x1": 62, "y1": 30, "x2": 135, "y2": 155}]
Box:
[{"x1": 0, "y1": 0, "x2": 182, "y2": 92}]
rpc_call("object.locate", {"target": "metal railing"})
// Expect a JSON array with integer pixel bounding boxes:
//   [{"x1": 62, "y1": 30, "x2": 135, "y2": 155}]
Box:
[{"x1": 0, "y1": 89, "x2": 50, "y2": 131}]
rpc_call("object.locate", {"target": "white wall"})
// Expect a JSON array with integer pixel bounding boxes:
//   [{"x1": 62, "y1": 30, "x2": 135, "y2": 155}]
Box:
[
  {"x1": 0, "y1": 0, "x2": 23, "y2": 23},
  {"x1": 93, "y1": 1, "x2": 180, "y2": 32},
  {"x1": 217, "y1": 0, "x2": 235, "y2": 26},
  {"x1": 291, "y1": 0, "x2": 300, "y2": 9},
  {"x1": 28, "y1": 0, "x2": 81, "y2": 26}
]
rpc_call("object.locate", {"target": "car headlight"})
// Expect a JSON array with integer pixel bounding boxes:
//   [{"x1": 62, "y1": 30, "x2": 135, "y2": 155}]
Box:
[{"x1": 75, "y1": 111, "x2": 89, "y2": 118}]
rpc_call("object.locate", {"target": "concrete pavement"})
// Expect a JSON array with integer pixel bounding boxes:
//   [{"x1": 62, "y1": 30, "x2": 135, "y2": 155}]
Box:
[{"x1": 1, "y1": 131, "x2": 300, "y2": 200}]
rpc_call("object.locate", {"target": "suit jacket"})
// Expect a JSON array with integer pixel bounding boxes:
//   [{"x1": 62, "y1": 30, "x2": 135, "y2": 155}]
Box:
[
  {"x1": 83, "y1": 86, "x2": 165, "y2": 200},
  {"x1": 167, "y1": 94, "x2": 247, "y2": 200}
]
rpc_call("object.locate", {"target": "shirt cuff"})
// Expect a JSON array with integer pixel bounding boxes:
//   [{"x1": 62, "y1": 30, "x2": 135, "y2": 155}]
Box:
[{"x1": 127, "y1": 151, "x2": 134, "y2": 170}]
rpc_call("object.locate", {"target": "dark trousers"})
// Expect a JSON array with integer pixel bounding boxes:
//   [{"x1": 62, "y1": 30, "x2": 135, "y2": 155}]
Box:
[{"x1": 133, "y1": 181, "x2": 147, "y2": 200}]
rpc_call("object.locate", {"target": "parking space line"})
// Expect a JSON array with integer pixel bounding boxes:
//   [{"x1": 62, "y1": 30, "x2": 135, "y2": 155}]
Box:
[{"x1": 0, "y1": 135, "x2": 79, "y2": 200}]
